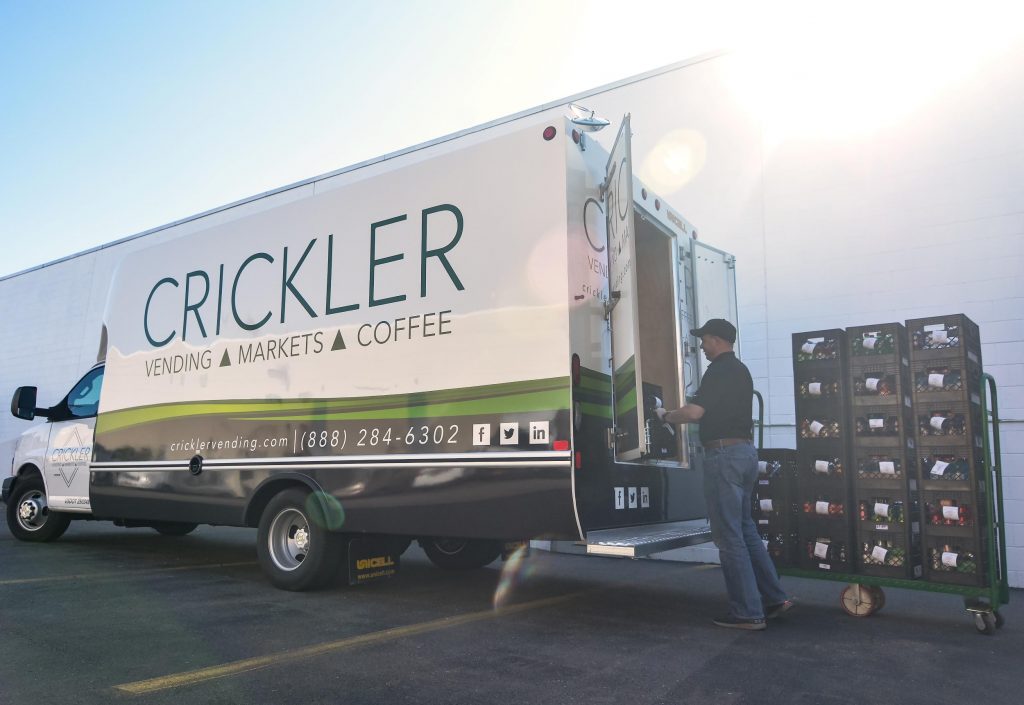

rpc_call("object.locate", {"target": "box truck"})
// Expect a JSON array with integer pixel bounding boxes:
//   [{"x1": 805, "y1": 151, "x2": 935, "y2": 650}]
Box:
[{"x1": 4, "y1": 111, "x2": 737, "y2": 589}]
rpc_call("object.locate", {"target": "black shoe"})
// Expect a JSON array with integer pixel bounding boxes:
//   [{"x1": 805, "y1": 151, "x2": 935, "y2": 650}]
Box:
[
  {"x1": 713, "y1": 615, "x2": 766, "y2": 631},
  {"x1": 765, "y1": 599, "x2": 794, "y2": 620}
]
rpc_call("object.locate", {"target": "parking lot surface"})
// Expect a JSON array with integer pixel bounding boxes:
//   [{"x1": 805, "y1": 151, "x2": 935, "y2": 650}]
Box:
[{"x1": 0, "y1": 522, "x2": 1020, "y2": 705}]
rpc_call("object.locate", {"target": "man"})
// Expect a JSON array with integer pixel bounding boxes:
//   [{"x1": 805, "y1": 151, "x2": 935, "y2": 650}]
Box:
[{"x1": 656, "y1": 318, "x2": 792, "y2": 630}]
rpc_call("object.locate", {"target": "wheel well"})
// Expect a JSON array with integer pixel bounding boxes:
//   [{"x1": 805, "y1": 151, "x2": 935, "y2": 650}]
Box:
[
  {"x1": 15, "y1": 464, "x2": 41, "y2": 479},
  {"x1": 244, "y1": 477, "x2": 330, "y2": 528}
]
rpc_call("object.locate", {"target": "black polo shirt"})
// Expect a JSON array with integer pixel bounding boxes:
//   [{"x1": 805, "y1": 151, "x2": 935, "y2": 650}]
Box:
[{"x1": 690, "y1": 351, "x2": 754, "y2": 444}]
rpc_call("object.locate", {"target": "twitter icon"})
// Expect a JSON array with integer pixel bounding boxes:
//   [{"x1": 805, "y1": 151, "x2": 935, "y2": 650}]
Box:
[{"x1": 499, "y1": 422, "x2": 519, "y2": 445}]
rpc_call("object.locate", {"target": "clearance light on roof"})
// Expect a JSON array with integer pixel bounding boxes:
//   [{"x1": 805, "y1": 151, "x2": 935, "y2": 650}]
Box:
[{"x1": 543, "y1": 126, "x2": 557, "y2": 141}]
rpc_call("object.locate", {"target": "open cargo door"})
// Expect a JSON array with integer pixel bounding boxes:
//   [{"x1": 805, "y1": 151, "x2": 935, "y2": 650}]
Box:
[
  {"x1": 692, "y1": 241, "x2": 738, "y2": 379},
  {"x1": 606, "y1": 115, "x2": 646, "y2": 461}
]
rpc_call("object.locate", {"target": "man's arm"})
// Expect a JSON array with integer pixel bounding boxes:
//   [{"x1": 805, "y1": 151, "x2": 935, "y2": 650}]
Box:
[{"x1": 657, "y1": 403, "x2": 705, "y2": 424}]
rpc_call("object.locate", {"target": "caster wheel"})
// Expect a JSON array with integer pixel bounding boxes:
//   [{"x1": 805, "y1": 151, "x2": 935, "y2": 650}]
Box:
[
  {"x1": 841, "y1": 584, "x2": 879, "y2": 617},
  {"x1": 974, "y1": 612, "x2": 996, "y2": 635}
]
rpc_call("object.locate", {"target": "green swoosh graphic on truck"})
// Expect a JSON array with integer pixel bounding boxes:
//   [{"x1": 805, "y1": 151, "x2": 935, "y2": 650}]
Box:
[{"x1": 96, "y1": 377, "x2": 571, "y2": 434}]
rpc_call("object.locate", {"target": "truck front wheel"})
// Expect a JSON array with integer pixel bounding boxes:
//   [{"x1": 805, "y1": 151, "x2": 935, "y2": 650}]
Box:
[
  {"x1": 6, "y1": 475, "x2": 71, "y2": 542},
  {"x1": 256, "y1": 488, "x2": 344, "y2": 591},
  {"x1": 419, "y1": 537, "x2": 502, "y2": 570}
]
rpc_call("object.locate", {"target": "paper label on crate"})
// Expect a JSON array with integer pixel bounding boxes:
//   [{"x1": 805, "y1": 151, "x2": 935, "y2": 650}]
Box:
[
  {"x1": 814, "y1": 542, "x2": 829, "y2": 559},
  {"x1": 759, "y1": 519, "x2": 769, "y2": 526},
  {"x1": 863, "y1": 336, "x2": 878, "y2": 350},
  {"x1": 931, "y1": 329, "x2": 949, "y2": 345},
  {"x1": 968, "y1": 350, "x2": 979, "y2": 364},
  {"x1": 879, "y1": 461, "x2": 896, "y2": 475},
  {"x1": 941, "y1": 551, "x2": 958, "y2": 568},
  {"x1": 869, "y1": 418, "x2": 884, "y2": 429},
  {"x1": 875, "y1": 524, "x2": 890, "y2": 531},
  {"x1": 758, "y1": 460, "x2": 768, "y2": 474},
  {"x1": 808, "y1": 382, "x2": 822, "y2": 396},
  {"x1": 815, "y1": 460, "x2": 830, "y2": 473},
  {"x1": 815, "y1": 501, "x2": 830, "y2": 515},
  {"x1": 809, "y1": 420, "x2": 824, "y2": 436},
  {"x1": 874, "y1": 502, "x2": 890, "y2": 518},
  {"x1": 760, "y1": 499, "x2": 774, "y2": 512},
  {"x1": 971, "y1": 393, "x2": 980, "y2": 405},
  {"x1": 871, "y1": 545, "x2": 889, "y2": 563},
  {"x1": 930, "y1": 460, "x2": 949, "y2": 476},
  {"x1": 759, "y1": 479, "x2": 770, "y2": 487},
  {"x1": 930, "y1": 416, "x2": 947, "y2": 431},
  {"x1": 942, "y1": 506, "x2": 961, "y2": 521},
  {"x1": 866, "y1": 378, "x2": 880, "y2": 391},
  {"x1": 928, "y1": 373, "x2": 945, "y2": 388},
  {"x1": 802, "y1": 341, "x2": 817, "y2": 354}
]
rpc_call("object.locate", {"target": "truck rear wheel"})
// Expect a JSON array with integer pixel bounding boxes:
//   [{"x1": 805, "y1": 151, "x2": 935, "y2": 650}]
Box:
[
  {"x1": 6, "y1": 475, "x2": 71, "y2": 542},
  {"x1": 419, "y1": 537, "x2": 502, "y2": 570},
  {"x1": 257, "y1": 488, "x2": 344, "y2": 591}
]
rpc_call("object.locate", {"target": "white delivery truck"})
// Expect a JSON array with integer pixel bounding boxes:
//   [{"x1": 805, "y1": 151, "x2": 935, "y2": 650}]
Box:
[{"x1": 4, "y1": 111, "x2": 738, "y2": 589}]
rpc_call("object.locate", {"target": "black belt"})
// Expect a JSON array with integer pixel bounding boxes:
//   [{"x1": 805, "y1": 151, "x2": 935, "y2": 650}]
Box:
[{"x1": 703, "y1": 438, "x2": 752, "y2": 450}]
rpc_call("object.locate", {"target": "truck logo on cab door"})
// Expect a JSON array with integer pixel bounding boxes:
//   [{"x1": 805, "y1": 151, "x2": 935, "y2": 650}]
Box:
[{"x1": 50, "y1": 428, "x2": 91, "y2": 487}]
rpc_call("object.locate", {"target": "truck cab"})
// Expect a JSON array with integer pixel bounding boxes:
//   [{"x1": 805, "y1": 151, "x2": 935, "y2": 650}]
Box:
[{"x1": 4, "y1": 364, "x2": 104, "y2": 539}]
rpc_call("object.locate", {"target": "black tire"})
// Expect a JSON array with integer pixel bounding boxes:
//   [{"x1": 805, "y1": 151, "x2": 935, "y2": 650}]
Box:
[
  {"x1": 5, "y1": 475, "x2": 71, "y2": 542},
  {"x1": 152, "y1": 522, "x2": 198, "y2": 536},
  {"x1": 256, "y1": 488, "x2": 344, "y2": 591},
  {"x1": 419, "y1": 537, "x2": 502, "y2": 570}
]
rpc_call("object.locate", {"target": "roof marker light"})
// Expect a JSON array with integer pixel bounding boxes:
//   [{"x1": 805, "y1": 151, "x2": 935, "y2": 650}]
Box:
[{"x1": 543, "y1": 126, "x2": 557, "y2": 141}]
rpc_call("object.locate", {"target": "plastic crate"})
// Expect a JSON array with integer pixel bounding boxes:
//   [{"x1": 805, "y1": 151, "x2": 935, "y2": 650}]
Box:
[
  {"x1": 906, "y1": 314, "x2": 982, "y2": 365},
  {"x1": 797, "y1": 517, "x2": 854, "y2": 572},
  {"x1": 921, "y1": 489, "x2": 985, "y2": 538},
  {"x1": 847, "y1": 322, "x2": 910, "y2": 367},
  {"x1": 759, "y1": 527, "x2": 799, "y2": 568},
  {"x1": 923, "y1": 534, "x2": 988, "y2": 586},
  {"x1": 911, "y1": 358, "x2": 983, "y2": 405},
  {"x1": 917, "y1": 447, "x2": 981, "y2": 490},
  {"x1": 852, "y1": 401, "x2": 914, "y2": 449},
  {"x1": 793, "y1": 329, "x2": 848, "y2": 366},
  {"x1": 796, "y1": 449, "x2": 849, "y2": 484},
  {"x1": 855, "y1": 492, "x2": 915, "y2": 529},
  {"x1": 914, "y1": 399, "x2": 983, "y2": 446},
  {"x1": 849, "y1": 362, "x2": 906, "y2": 406},
  {"x1": 857, "y1": 528, "x2": 922, "y2": 579},
  {"x1": 854, "y1": 449, "x2": 912, "y2": 484}
]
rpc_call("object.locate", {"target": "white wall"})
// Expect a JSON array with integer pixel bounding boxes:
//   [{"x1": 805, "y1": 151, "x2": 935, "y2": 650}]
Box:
[{"x1": 2, "y1": 49, "x2": 1021, "y2": 584}]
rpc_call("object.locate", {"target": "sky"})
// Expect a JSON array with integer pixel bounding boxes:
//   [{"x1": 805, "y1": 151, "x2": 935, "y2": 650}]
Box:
[{"x1": 1, "y1": 0, "x2": 1021, "y2": 278}]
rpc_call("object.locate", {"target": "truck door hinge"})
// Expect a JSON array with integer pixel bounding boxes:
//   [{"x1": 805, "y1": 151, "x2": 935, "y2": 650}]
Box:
[
  {"x1": 603, "y1": 290, "x2": 621, "y2": 320},
  {"x1": 605, "y1": 427, "x2": 616, "y2": 450}
]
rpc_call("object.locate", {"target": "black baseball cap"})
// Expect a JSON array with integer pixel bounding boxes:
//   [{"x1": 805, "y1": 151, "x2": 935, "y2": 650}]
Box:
[{"x1": 690, "y1": 318, "x2": 736, "y2": 344}]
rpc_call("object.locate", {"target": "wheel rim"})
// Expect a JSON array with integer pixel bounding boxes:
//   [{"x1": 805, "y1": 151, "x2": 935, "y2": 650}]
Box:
[
  {"x1": 433, "y1": 538, "x2": 468, "y2": 556},
  {"x1": 17, "y1": 490, "x2": 48, "y2": 532},
  {"x1": 267, "y1": 507, "x2": 311, "y2": 572},
  {"x1": 841, "y1": 584, "x2": 876, "y2": 617}
]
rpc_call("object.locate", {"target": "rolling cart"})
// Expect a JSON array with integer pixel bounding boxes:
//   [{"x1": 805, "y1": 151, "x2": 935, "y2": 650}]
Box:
[{"x1": 754, "y1": 373, "x2": 1009, "y2": 634}]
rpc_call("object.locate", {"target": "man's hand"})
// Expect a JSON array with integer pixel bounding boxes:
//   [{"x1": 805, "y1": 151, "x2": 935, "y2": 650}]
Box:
[{"x1": 654, "y1": 407, "x2": 668, "y2": 422}]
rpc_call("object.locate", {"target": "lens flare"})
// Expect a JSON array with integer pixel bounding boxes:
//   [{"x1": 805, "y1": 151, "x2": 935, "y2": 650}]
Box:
[
  {"x1": 492, "y1": 544, "x2": 535, "y2": 609},
  {"x1": 638, "y1": 128, "x2": 707, "y2": 195},
  {"x1": 307, "y1": 491, "x2": 346, "y2": 531}
]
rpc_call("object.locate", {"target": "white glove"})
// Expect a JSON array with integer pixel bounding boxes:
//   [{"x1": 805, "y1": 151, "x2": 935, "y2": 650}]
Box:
[{"x1": 654, "y1": 407, "x2": 668, "y2": 422}]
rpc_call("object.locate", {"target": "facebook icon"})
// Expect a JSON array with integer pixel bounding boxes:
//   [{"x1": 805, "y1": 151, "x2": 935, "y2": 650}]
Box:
[{"x1": 472, "y1": 424, "x2": 491, "y2": 446}]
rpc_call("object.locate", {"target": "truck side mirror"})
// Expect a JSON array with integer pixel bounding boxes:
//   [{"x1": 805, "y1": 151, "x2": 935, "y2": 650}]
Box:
[{"x1": 10, "y1": 386, "x2": 39, "y2": 420}]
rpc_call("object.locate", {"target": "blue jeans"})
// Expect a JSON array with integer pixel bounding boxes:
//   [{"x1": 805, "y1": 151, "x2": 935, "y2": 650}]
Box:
[{"x1": 704, "y1": 442, "x2": 788, "y2": 619}]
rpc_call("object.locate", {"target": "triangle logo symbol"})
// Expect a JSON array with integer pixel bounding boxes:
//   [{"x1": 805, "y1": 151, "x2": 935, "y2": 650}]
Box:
[
  {"x1": 332, "y1": 331, "x2": 346, "y2": 351},
  {"x1": 220, "y1": 350, "x2": 231, "y2": 367}
]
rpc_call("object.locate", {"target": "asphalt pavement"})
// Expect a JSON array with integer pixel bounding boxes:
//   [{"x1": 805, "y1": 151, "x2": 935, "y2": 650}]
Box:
[{"x1": 0, "y1": 522, "x2": 1019, "y2": 705}]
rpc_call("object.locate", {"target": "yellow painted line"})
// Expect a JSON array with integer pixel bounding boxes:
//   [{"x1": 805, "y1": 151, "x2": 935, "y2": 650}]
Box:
[
  {"x1": 0, "y1": 561, "x2": 257, "y2": 586},
  {"x1": 114, "y1": 590, "x2": 590, "y2": 695}
]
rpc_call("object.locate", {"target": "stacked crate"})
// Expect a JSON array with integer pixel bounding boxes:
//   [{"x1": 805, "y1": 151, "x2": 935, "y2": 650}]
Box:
[
  {"x1": 753, "y1": 449, "x2": 798, "y2": 567},
  {"x1": 792, "y1": 330, "x2": 854, "y2": 573},
  {"x1": 907, "y1": 314, "x2": 988, "y2": 586},
  {"x1": 846, "y1": 323, "x2": 922, "y2": 579}
]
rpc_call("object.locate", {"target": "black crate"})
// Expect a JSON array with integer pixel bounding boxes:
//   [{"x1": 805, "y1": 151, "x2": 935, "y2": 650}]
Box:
[
  {"x1": 793, "y1": 329, "x2": 848, "y2": 367},
  {"x1": 856, "y1": 527, "x2": 922, "y2": 579},
  {"x1": 912, "y1": 358, "x2": 983, "y2": 405},
  {"x1": 921, "y1": 489, "x2": 986, "y2": 539},
  {"x1": 796, "y1": 449, "x2": 850, "y2": 486},
  {"x1": 759, "y1": 527, "x2": 799, "y2": 568},
  {"x1": 917, "y1": 446, "x2": 983, "y2": 491},
  {"x1": 914, "y1": 399, "x2": 983, "y2": 448},
  {"x1": 798, "y1": 516, "x2": 854, "y2": 573},
  {"x1": 854, "y1": 448, "x2": 914, "y2": 485},
  {"x1": 923, "y1": 534, "x2": 988, "y2": 586},
  {"x1": 855, "y1": 491, "x2": 917, "y2": 530},
  {"x1": 852, "y1": 401, "x2": 915, "y2": 450},
  {"x1": 906, "y1": 314, "x2": 982, "y2": 366},
  {"x1": 847, "y1": 322, "x2": 910, "y2": 367},
  {"x1": 850, "y1": 362, "x2": 909, "y2": 407}
]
